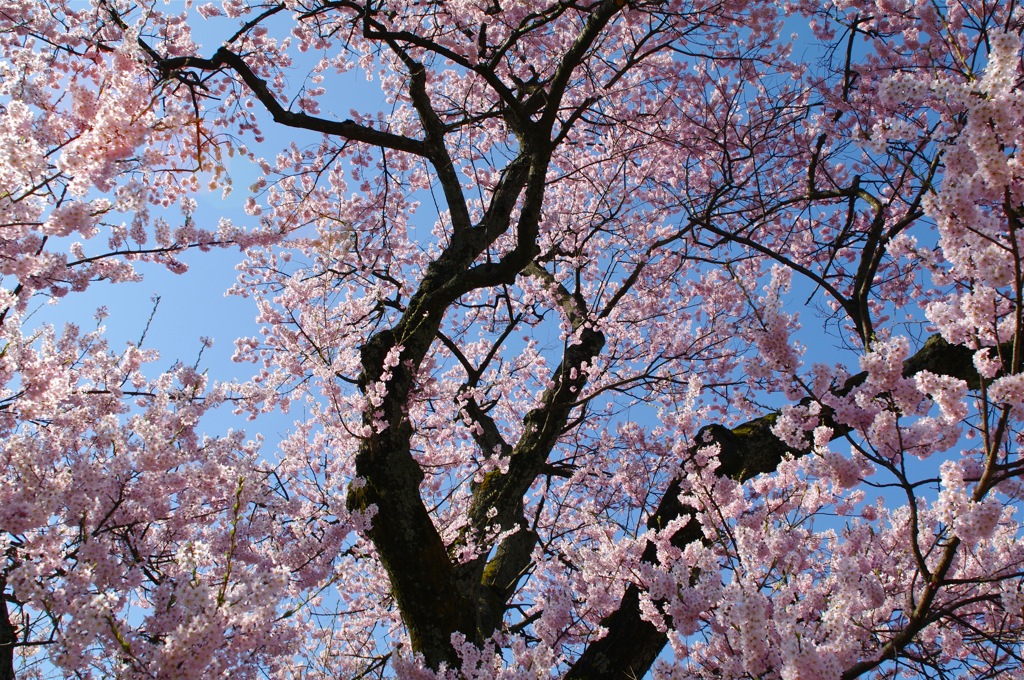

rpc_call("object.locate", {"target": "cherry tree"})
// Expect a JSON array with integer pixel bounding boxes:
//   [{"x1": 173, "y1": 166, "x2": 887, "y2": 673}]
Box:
[{"x1": 2, "y1": 0, "x2": 1024, "y2": 678}]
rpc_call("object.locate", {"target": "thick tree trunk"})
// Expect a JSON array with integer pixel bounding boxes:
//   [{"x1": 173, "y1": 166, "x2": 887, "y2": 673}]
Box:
[{"x1": 0, "y1": 577, "x2": 15, "y2": 680}]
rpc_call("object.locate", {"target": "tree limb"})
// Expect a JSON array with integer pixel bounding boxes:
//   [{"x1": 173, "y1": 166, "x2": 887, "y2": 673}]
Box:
[{"x1": 565, "y1": 333, "x2": 994, "y2": 679}]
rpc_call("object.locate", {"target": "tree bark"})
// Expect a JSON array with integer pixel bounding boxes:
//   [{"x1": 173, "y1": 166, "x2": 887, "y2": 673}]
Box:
[{"x1": 0, "y1": 577, "x2": 15, "y2": 680}]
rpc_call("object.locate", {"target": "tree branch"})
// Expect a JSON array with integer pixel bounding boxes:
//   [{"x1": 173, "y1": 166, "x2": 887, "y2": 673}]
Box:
[
  {"x1": 565, "y1": 333, "x2": 996, "y2": 679},
  {"x1": 156, "y1": 49, "x2": 430, "y2": 156}
]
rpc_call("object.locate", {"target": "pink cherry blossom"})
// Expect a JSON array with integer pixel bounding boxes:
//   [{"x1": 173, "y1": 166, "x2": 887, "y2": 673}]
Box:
[{"x1": 4, "y1": 1, "x2": 1024, "y2": 678}]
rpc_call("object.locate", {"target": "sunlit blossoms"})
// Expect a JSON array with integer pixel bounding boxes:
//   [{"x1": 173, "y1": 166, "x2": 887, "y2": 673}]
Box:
[{"x1": 3, "y1": 0, "x2": 1024, "y2": 678}]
